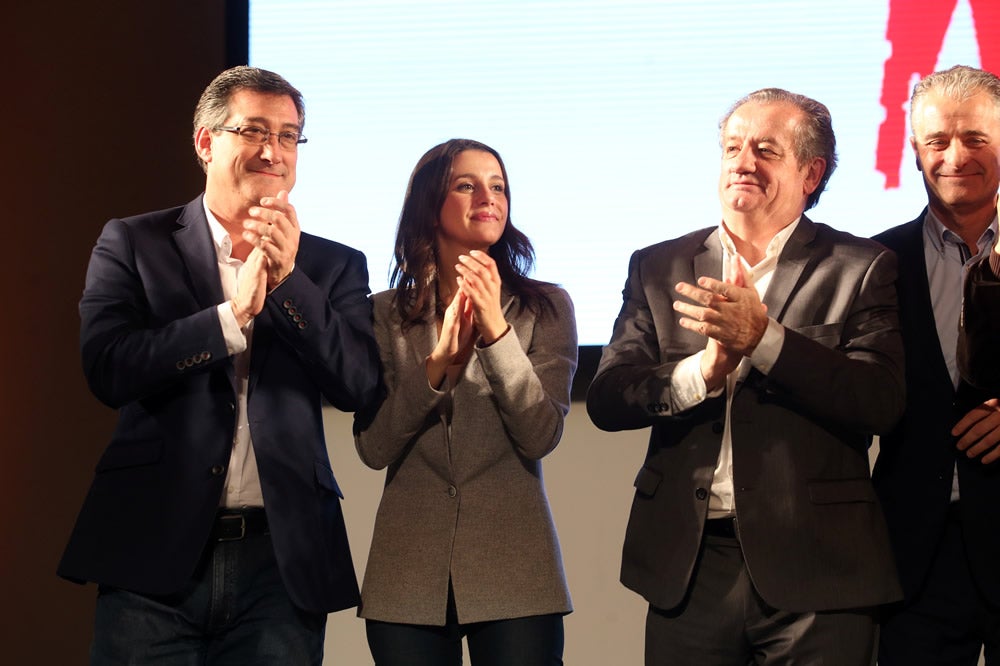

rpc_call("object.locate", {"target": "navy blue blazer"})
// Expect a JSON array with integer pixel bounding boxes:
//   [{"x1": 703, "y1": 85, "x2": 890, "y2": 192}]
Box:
[
  {"x1": 873, "y1": 214, "x2": 1000, "y2": 605},
  {"x1": 58, "y1": 196, "x2": 381, "y2": 613}
]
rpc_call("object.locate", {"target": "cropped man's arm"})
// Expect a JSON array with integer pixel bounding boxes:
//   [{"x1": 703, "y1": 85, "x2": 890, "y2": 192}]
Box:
[
  {"x1": 587, "y1": 251, "x2": 708, "y2": 431},
  {"x1": 959, "y1": 250, "x2": 1000, "y2": 391},
  {"x1": 265, "y1": 246, "x2": 381, "y2": 411}
]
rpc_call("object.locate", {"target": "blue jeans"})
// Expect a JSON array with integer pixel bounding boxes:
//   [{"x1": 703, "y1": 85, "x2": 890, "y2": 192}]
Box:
[{"x1": 90, "y1": 533, "x2": 325, "y2": 665}]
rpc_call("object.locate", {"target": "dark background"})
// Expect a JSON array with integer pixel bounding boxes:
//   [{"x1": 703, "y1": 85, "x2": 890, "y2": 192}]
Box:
[{"x1": 6, "y1": 2, "x2": 232, "y2": 661}]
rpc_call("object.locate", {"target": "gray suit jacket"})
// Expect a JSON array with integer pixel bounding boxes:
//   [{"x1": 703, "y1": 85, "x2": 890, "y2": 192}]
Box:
[
  {"x1": 355, "y1": 285, "x2": 577, "y2": 625},
  {"x1": 587, "y1": 216, "x2": 905, "y2": 613}
]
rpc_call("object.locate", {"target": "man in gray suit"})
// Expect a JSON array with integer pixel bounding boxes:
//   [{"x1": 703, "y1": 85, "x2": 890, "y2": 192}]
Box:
[{"x1": 587, "y1": 88, "x2": 905, "y2": 664}]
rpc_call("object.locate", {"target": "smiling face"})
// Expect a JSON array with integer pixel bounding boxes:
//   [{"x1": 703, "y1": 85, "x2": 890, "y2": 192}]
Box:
[
  {"x1": 718, "y1": 101, "x2": 824, "y2": 233},
  {"x1": 196, "y1": 89, "x2": 301, "y2": 226},
  {"x1": 435, "y1": 149, "x2": 509, "y2": 256},
  {"x1": 911, "y1": 89, "x2": 1000, "y2": 226}
]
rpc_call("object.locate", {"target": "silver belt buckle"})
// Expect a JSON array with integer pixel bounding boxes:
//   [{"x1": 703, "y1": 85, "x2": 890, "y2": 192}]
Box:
[{"x1": 218, "y1": 514, "x2": 246, "y2": 541}]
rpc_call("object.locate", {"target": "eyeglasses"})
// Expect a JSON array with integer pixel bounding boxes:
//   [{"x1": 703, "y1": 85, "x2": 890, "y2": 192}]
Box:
[{"x1": 214, "y1": 125, "x2": 307, "y2": 150}]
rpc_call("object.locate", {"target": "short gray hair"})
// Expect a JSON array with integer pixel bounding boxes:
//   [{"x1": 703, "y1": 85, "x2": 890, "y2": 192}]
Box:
[
  {"x1": 910, "y1": 65, "x2": 1000, "y2": 129},
  {"x1": 192, "y1": 66, "x2": 305, "y2": 172},
  {"x1": 720, "y1": 88, "x2": 837, "y2": 210}
]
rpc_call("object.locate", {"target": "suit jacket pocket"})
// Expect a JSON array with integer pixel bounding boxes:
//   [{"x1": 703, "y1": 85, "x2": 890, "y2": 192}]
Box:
[
  {"x1": 95, "y1": 438, "x2": 163, "y2": 472},
  {"x1": 634, "y1": 465, "x2": 662, "y2": 498},
  {"x1": 808, "y1": 478, "x2": 876, "y2": 504},
  {"x1": 315, "y1": 461, "x2": 345, "y2": 499}
]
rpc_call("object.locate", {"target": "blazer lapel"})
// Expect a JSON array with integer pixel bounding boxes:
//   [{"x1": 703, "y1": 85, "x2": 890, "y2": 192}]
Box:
[
  {"x1": 173, "y1": 196, "x2": 225, "y2": 310},
  {"x1": 173, "y1": 195, "x2": 234, "y2": 387},
  {"x1": 761, "y1": 216, "x2": 816, "y2": 322},
  {"x1": 693, "y1": 229, "x2": 723, "y2": 285},
  {"x1": 410, "y1": 292, "x2": 440, "y2": 370},
  {"x1": 893, "y1": 214, "x2": 954, "y2": 390}
]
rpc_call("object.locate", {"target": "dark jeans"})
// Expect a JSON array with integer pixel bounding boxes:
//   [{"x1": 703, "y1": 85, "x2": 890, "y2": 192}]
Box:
[
  {"x1": 879, "y1": 504, "x2": 1000, "y2": 665},
  {"x1": 90, "y1": 532, "x2": 325, "y2": 665},
  {"x1": 365, "y1": 587, "x2": 564, "y2": 666}
]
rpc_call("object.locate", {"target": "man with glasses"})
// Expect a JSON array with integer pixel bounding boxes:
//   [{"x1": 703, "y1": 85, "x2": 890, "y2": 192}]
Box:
[{"x1": 58, "y1": 66, "x2": 381, "y2": 665}]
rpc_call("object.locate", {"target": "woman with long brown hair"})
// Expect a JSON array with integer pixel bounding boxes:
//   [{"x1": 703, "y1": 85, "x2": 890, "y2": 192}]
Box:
[{"x1": 355, "y1": 139, "x2": 576, "y2": 665}]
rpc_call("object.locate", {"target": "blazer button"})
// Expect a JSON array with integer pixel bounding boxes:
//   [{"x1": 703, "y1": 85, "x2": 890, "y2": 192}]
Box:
[
  {"x1": 695, "y1": 487, "x2": 708, "y2": 500},
  {"x1": 297, "y1": 321, "x2": 308, "y2": 329},
  {"x1": 282, "y1": 299, "x2": 293, "y2": 309},
  {"x1": 211, "y1": 465, "x2": 226, "y2": 476},
  {"x1": 447, "y1": 485, "x2": 458, "y2": 498},
  {"x1": 712, "y1": 421, "x2": 724, "y2": 434},
  {"x1": 175, "y1": 361, "x2": 186, "y2": 370}
]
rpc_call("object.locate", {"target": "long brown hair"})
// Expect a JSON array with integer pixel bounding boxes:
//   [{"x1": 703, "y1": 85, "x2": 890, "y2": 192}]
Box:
[{"x1": 390, "y1": 139, "x2": 554, "y2": 328}]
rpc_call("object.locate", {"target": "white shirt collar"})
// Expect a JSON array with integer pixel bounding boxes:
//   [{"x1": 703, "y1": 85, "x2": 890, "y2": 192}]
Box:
[
  {"x1": 717, "y1": 216, "x2": 800, "y2": 283},
  {"x1": 202, "y1": 195, "x2": 235, "y2": 262}
]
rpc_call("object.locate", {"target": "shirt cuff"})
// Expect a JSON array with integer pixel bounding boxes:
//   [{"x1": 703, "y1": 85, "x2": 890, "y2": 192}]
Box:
[
  {"x1": 217, "y1": 302, "x2": 248, "y2": 356},
  {"x1": 268, "y1": 264, "x2": 295, "y2": 294},
  {"x1": 749, "y1": 318, "x2": 784, "y2": 374},
  {"x1": 671, "y1": 351, "x2": 720, "y2": 411}
]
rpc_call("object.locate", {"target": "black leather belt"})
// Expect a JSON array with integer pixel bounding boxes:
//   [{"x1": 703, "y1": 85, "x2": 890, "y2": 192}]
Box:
[
  {"x1": 704, "y1": 517, "x2": 737, "y2": 539},
  {"x1": 211, "y1": 508, "x2": 269, "y2": 541}
]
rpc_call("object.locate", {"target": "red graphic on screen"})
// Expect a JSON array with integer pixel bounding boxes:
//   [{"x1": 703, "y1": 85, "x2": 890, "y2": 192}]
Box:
[{"x1": 877, "y1": 0, "x2": 1000, "y2": 189}]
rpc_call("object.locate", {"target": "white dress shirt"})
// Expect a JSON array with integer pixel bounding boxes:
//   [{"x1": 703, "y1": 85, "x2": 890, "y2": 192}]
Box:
[
  {"x1": 670, "y1": 220, "x2": 798, "y2": 518},
  {"x1": 204, "y1": 198, "x2": 265, "y2": 508}
]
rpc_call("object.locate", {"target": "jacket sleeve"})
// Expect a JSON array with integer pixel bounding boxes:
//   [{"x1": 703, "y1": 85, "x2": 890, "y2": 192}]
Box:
[
  {"x1": 760, "y1": 247, "x2": 906, "y2": 437},
  {"x1": 959, "y1": 252, "x2": 1000, "y2": 392},
  {"x1": 264, "y1": 245, "x2": 381, "y2": 412},
  {"x1": 475, "y1": 287, "x2": 578, "y2": 460},
  {"x1": 354, "y1": 295, "x2": 446, "y2": 470},
  {"x1": 355, "y1": 288, "x2": 579, "y2": 468},
  {"x1": 79, "y1": 217, "x2": 230, "y2": 408},
  {"x1": 587, "y1": 240, "x2": 906, "y2": 438},
  {"x1": 586, "y1": 248, "x2": 695, "y2": 432}
]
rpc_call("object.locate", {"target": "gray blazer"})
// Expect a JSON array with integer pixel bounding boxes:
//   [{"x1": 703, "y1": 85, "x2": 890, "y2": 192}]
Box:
[
  {"x1": 355, "y1": 285, "x2": 577, "y2": 625},
  {"x1": 587, "y1": 217, "x2": 905, "y2": 613}
]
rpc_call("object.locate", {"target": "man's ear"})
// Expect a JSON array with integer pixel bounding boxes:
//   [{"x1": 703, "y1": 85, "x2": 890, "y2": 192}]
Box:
[
  {"x1": 194, "y1": 126, "x2": 213, "y2": 164},
  {"x1": 802, "y1": 157, "x2": 826, "y2": 196}
]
